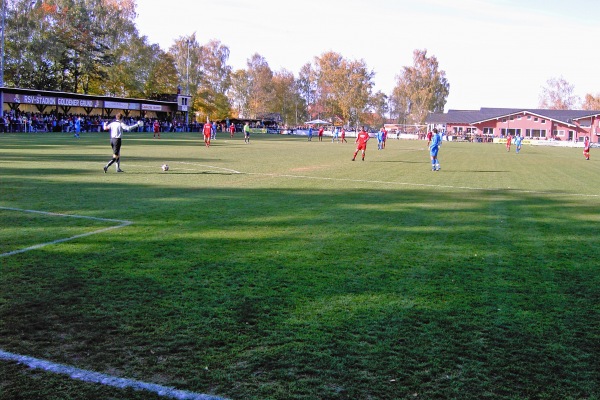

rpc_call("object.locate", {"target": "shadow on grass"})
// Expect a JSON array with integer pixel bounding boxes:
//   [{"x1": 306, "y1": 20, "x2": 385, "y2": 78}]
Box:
[{"x1": 1, "y1": 172, "x2": 599, "y2": 399}]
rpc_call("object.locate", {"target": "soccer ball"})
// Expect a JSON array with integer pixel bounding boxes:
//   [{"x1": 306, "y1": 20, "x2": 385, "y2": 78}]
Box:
[{"x1": 161, "y1": 164, "x2": 169, "y2": 171}]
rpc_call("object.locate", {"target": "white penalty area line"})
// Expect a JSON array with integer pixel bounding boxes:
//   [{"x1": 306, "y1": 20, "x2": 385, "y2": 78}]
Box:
[
  {"x1": 121, "y1": 162, "x2": 242, "y2": 174},
  {"x1": 242, "y1": 172, "x2": 600, "y2": 198},
  {"x1": 176, "y1": 162, "x2": 241, "y2": 174},
  {"x1": 0, "y1": 206, "x2": 133, "y2": 258},
  {"x1": 0, "y1": 349, "x2": 227, "y2": 400}
]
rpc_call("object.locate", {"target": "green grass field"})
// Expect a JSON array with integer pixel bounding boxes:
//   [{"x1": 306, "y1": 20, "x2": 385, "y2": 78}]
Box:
[{"x1": 1, "y1": 131, "x2": 599, "y2": 400}]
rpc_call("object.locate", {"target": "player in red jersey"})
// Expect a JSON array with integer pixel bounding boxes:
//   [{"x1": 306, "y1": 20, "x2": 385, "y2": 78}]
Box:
[
  {"x1": 229, "y1": 123, "x2": 235, "y2": 138},
  {"x1": 203, "y1": 120, "x2": 212, "y2": 147},
  {"x1": 341, "y1": 128, "x2": 347, "y2": 143},
  {"x1": 352, "y1": 127, "x2": 370, "y2": 161},
  {"x1": 506, "y1": 134, "x2": 512, "y2": 152},
  {"x1": 583, "y1": 136, "x2": 590, "y2": 160},
  {"x1": 153, "y1": 120, "x2": 160, "y2": 139},
  {"x1": 426, "y1": 130, "x2": 433, "y2": 146},
  {"x1": 318, "y1": 126, "x2": 324, "y2": 142}
]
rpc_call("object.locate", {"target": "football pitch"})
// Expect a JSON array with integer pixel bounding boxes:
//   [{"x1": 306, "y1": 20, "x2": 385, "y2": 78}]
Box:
[{"x1": 0, "y1": 131, "x2": 598, "y2": 399}]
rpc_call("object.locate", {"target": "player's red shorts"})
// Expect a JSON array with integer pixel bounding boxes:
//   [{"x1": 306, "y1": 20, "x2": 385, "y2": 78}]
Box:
[{"x1": 356, "y1": 143, "x2": 367, "y2": 151}]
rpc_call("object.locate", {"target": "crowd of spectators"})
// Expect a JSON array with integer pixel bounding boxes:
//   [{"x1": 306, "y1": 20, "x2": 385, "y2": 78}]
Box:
[
  {"x1": 0, "y1": 111, "x2": 188, "y2": 134},
  {"x1": 0, "y1": 111, "x2": 291, "y2": 135}
]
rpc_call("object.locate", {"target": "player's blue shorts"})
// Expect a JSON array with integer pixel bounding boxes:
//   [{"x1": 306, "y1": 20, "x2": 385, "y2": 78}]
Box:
[{"x1": 430, "y1": 146, "x2": 439, "y2": 157}]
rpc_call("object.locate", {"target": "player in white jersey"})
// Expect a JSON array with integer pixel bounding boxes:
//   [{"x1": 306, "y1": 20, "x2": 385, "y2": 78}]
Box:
[{"x1": 103, "y1": 113, "x2": 141, "y2": 173}]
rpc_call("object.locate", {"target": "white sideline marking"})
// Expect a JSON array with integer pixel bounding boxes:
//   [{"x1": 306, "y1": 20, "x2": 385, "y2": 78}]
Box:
[
  {"x1": 0, "y1": 349, "x2": 227, "y2": 400},
  {"x1": 0, "y1": 207, "x2": 133, "y2": 258}
]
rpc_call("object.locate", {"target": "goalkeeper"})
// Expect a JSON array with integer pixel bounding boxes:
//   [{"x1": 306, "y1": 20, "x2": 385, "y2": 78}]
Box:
[{"x1": 103, "y1": 113, "x2": 142, "y2": 173}]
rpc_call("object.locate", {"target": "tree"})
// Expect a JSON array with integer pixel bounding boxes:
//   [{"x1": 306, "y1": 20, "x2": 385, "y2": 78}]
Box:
[
  {"x1": 582, "y1": 93, "x2": 600, "y2": 110},
  {"x1": 297, "y1": 63, "x2": 316, "y2": 121},
  {"x1": 170, "y1": 34, "x2": 201, "y2": 97},
  {"x1": 272, "y1": 69, "x2": 303, "y2": 126},
  {"x1": 2, "y1": 0, "x2": 151, "y2": 95},
  {"x1": 392, "y1": 49, "x2": 449, "y2": 124},
  {"x1": 246, "y1": 53, "x2": 274, "y2": 118},
  {"x1": 306, "y1": 52, "x2": 374, "y2": 127},
  {"x1": 144, "y1": 49, "x2": 179, "y2": 98},
  {"x1": 194, "y1": 89, "x2": 230, "y2": 122},
  {"x1": 229, "y1": 69, "x2": 250, "y2": 118},
  {"x1": 195, "y1": 40, "x2": 232, "y2": 119},
  {"x1": 4, "y1": 0, "x2": 51, "y2": 88},
  {"x1": 169, "y1": 36, "x2": 232, "y2": 121},
  {"x1": 198, "y1": 39, "x2": 232, "y2": 95},
  {"x1": 335, "y1": 58, "x2": 374, "y2": 127},
  {"x1": 313, "y1": 51, "x2": 344, "y2": 121},
  {"x1": 370, "y1": 91, "x2": 389, "y2": 127},
  {"x1": 539, "y1": 77, "x2": 580, "y2": 110}
]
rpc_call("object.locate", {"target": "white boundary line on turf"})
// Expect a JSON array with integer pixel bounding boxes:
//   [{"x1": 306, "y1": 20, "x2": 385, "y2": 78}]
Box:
[
  {"x1": 0, "y1": 349, "x2": 227, "y2": 400},
  {"x1": 177, "y1": 162, "x2": 241, "y2": 174},
  {"x1": 0, "y1": 208, "x2": 228, "y2": 399},
  {"x1": 121, "y1": 162, "x2": 242, "y2": 174},
  {"x1": 241, "y1": 172, "x2": 600, "y2": 198},
  {"x1": 0, "y1": 206, "x2": 133, "y2": 257}
]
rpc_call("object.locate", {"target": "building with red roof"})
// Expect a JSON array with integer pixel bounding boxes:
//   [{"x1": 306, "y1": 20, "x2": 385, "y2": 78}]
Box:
[{"x1": 427, "y1": 108, "x2": 600, "y2": 143}]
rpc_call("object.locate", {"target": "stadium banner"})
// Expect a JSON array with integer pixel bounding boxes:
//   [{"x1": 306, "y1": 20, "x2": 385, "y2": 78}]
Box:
[
  {"x1": 104, "y1": 101, "x2": 129, "y2": 109},
  {"x1": 57, "y1": 97, "x2": 99, "y2": 108},
  {"x1": 4, "y1": 93, "x2": 57, "y2": 105},
  {"x1": 249, "y1": 128, "x2": 267, "y2": 134},
  {"x1": 141, "y1": 104, "x2": 170, "y2": 112}
]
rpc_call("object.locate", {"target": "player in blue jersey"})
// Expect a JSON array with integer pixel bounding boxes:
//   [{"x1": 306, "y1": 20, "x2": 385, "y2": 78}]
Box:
[
  {"x1": 429, "y1": 128, "x2": 442, "y2": 171},
  {"x1": 332, "y1": 126, "x2": 339, "y2": 143},
  {"x1": 74, "y1": 117, "x2": 81, "y2": 138},
  {"x1": 514, "y1": 133, "x2": 523, "y2": 154},
  {"x1": 377, "y1": 127, "x2": 385, "y2": 150}
]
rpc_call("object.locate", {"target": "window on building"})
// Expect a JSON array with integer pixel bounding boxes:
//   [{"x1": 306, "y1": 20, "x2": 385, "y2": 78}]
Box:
[
  {"x1": 579, "y1": 118, "x2": 591, "y2": 127},
  {"x1": 517, "y1": 115, "x2": 522, "y2": 120},
  {"x1": 527, "y1": 115, "x2": 531, "y2": 120},
  {"x1": 541, "y1": 119, "x2": 546, "y2": 124},
  {"x1": 534, "y1": 117, "x2": 538, "y2": 122},
  {"x1": 502, "y1": 118, "x2": 507, "y2": 123},
  {"x1": 483, "y1": 128, "x2": 494, "y2": 135},
  {"x1": 531, "y1": 129, "x2": 546, "y2": 138}
]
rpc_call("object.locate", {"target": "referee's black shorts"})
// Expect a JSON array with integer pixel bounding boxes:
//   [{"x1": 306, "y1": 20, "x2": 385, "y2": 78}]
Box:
[{"x1": 111, "y1": 138, "x2": 122, "y2": 156}]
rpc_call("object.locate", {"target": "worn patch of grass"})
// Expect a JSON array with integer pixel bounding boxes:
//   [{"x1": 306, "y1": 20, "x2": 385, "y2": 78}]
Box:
[{"x1": 1, "y1": 131, "x2": 599, "y2": 399}]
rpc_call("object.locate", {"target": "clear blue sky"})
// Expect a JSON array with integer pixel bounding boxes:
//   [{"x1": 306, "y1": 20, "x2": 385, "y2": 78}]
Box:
[{"x1": 135, "y1": 0, "x2": 600, "y2": 111}]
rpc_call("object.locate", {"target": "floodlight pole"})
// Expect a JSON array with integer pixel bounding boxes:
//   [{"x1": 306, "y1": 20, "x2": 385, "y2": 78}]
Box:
[{"x1": 185, "y1": 38, "x2": 190, "y2": 131}]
